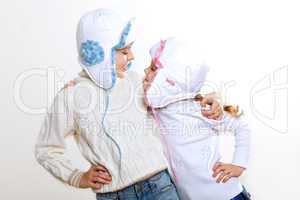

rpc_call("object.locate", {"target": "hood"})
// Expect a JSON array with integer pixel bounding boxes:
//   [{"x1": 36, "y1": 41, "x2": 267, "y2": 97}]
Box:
[{"x1": 146, "y1": 37, "x2": 209, "y2": 108}]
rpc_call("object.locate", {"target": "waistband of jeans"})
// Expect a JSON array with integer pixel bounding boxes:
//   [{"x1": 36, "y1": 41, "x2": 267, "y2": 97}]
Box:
[
  {"x1": 98, "y1": 169, "x2": 168, "y2": 196},
  {"x1": 132, "y1": 169, "x2": 168, "y2": 186}
]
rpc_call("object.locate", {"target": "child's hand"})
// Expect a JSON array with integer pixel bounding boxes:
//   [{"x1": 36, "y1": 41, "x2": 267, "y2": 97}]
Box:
[
  {"x1": 79, "y1": 165, "x2": 112, "y2": 190},
  {"x1": 199, "y1": 93, "x2": 223, "y2": 120},
  {"x1": 212, "y1": 162, "x2": 245, "y2": 183}
]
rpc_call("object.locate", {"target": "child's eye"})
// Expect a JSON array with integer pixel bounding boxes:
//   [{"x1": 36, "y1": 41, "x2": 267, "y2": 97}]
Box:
[{"x1": 122, "y1": 51, "x2": 128, "y2": 55}]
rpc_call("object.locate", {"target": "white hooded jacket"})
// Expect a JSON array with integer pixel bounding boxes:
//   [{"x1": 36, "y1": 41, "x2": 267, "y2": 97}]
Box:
[{"x1": 145, "y1": 38, "x2": 251, "y2": 200}]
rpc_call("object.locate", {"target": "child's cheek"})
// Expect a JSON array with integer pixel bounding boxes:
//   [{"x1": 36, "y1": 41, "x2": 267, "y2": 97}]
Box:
[{"x1": 123, "y1": 55, "x2": 127, "y2": 61}]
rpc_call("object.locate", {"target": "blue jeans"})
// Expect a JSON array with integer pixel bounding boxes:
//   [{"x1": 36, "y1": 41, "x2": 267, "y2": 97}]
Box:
[
  {"x1": 231, "y1": 187, "x2": 251, "y2": 200},
  {"x1": 96, "y1": 170, "x2": 180, "y2": 200}
]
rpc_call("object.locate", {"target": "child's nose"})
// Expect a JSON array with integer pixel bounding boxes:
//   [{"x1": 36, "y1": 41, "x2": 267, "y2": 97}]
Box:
[{"x1": 127, "y1": 51, "x2": 134, "y2": 61}]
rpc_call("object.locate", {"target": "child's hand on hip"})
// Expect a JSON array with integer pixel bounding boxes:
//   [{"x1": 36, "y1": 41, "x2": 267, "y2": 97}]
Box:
[
  {"x1": 212, "y1": 162, "x2": 245, "y2": 183},
  {"x1": 79, "y1": 165, "x2": 112, "y2": 190}
]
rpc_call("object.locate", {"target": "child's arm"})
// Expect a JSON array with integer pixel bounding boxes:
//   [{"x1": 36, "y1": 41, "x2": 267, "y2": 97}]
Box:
[
  {"x1": 212, "y1": 115, "x2": 251, "y2": 183},
  {"x1": 35, "y1": 87, "x2": 111, "y2": 189},
  {"x1": 231, "y1": 115, "x2": 251, "y2": 169},
  {"x1": 34, "y1": 88, "x2": 86, "y2": 187}
]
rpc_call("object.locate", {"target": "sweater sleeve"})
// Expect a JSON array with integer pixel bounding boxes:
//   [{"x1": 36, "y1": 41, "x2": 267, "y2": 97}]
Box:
[
  {"x1": 227, "y1": 115, "x2": 252, "y2": 169},
  {"x1": 34, "y1": 88, "x2": 84, "y2": 188}
]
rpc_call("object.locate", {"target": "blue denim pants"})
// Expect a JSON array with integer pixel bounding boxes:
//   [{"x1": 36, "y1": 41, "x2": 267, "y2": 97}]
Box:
[
  {"x1": 231, "y1": 187, "x2": 251, "y2": 200},
  {"x1": 96, "y1": 170, "x2": 180, "y2": 200}
]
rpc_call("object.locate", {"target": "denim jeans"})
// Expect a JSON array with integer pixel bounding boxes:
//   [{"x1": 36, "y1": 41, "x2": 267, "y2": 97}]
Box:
[
  {"x1": 96, "y1": 170, "x2": 180, "y2": 200},
  {"x1": 231, "y1": 187, "x2": 251, "y2": 200}
]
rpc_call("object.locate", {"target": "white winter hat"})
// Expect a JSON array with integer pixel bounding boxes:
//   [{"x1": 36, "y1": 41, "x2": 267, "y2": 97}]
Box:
[
  {"x1": 77, "y1": 8, "x2": 135, "y2": 89},
  {"x1": 146, "y1": 37, "x2": 209, "y2": 108}
]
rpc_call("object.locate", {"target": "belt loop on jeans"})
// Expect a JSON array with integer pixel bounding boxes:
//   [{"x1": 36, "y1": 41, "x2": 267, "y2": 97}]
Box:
[{"x1": 134, "y1": 182, "x2": 142, "y2": 193}]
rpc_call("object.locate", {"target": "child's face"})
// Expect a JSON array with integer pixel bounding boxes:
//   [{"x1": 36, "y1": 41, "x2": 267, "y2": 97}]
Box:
[
  {"x1": 115, "y1": 44, "x2": 134, "y2": 78},
  {"x1": 143, "y1": 61, "x2": 158, "y2": 92}
]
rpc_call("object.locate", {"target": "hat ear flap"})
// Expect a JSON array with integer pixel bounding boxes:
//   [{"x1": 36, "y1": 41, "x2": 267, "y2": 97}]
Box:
[{"x1": 79, "y1": 40, "x2": 105, "y2": 66}]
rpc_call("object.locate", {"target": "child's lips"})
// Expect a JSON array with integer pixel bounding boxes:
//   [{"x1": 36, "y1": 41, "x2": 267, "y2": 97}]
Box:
[{"x1": 122, "y1": 65, "x2": 129, "y2": 71}]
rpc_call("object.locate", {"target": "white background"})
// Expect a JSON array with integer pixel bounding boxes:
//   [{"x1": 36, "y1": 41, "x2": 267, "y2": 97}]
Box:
[{"x1": 1, "y1": 0, "x2": 299, "y2": 199}]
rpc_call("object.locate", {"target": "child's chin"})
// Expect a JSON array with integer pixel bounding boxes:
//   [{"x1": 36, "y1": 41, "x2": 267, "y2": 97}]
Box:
[{"x1": 117, "y1": 71, "x2": 126, "y2": 78}]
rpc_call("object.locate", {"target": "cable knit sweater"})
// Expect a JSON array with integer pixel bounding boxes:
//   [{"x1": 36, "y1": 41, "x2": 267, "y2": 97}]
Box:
[{"x1": 35, "y1": 70, "x2": 168, "y2": 193}]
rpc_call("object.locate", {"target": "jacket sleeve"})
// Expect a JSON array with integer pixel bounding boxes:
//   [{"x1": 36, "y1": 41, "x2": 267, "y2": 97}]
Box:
[
  {"x1": 228, "y1": 114, "x2": 252, "y2": 169},
  {"x1": 34, "y1": 88, "x2": 84, "y2": 188}
]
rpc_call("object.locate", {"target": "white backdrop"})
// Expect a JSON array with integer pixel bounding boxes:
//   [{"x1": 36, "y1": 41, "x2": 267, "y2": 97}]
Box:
[{"x1": 1, "y1": 0, "x2": 299, "y2": 199}]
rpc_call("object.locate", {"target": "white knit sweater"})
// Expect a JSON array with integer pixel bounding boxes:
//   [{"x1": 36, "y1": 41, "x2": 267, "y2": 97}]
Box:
[{"x1": 35, "y1": 70, "x2": 168, "y2": 193}]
